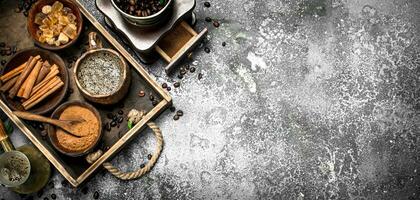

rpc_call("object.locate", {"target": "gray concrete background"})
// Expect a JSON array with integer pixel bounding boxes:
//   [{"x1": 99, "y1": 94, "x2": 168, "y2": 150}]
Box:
[{"x1": 2, "y1": 0, "x2": 420, "y2": 199}]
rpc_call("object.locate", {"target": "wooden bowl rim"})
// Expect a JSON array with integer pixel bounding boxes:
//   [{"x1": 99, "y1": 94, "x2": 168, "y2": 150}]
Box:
[
  {"x1": 47, "y1": 100, "x2": 103, "y2": 157},
  {"x1": 27, "y1": 0, "x2": 84, "y2": 51},
  {"x1": 0, "y1": 47, "x2": 69, "y2": 115}
]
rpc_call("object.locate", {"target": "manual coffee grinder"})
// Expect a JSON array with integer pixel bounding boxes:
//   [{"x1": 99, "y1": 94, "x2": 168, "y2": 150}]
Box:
[{"x1": 0, "y1": 120, "x2": 50, "y2": 194}]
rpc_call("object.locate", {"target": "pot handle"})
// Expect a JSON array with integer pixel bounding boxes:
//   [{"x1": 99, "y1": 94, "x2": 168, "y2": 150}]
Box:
[
  {"x1": 88, "y1": 32, "x2": 103, "y2": 50},
  {"x1": 86, "y1": 111, "x2": 163, "y2": 180}
]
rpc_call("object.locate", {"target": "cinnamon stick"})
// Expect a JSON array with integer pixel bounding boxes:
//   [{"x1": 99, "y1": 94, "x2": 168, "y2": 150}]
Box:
[
  {"x1": 0, "y1": 62, "x2": 27, "y2": 82},
  {"x1": 31, "y1": 71, "x2": 59, "y2": 96},
  {"x1": 35, "y1": 61, "x2": 51, "y2": 85},
  {"x1": 23, "y1": 79, "x2": 63, "y2": 110},
  {"x1": 22, "y1": 60, "x2": 43, "y2": 99},
  {"x1": 29, "y1": 76, "x2": 60, "y2": 100},
  {"x1": 8, "y1": 55, "x2": 40, "y2": 98},
  {"x1": 0, "y1": 76, "x2": 18, "y2": 92}
]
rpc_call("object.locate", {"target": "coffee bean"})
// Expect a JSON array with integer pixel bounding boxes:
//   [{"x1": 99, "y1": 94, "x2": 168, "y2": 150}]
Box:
[
  {"x1": 173, "y1": 115, "x2": 179, "y2": 120},
  {"x1": 147, "y1": 154, "x2": 152, "y2": 160},
  {"x1": 68, "y1": 88, "x2": 73, "y2": 94},
  {"x1": 118, "y1": 110, "x2": 123, "y2": 115},
  {"x1": 180, "y1": 69, "x2": 187, "y2": 75},
  {"x1": 11, "y1": 46, "x2": 17, "y2": 54},
  {"x1": 177, "y1": 74, "x2": 184, "y2": 79},
  {"x1": 61, "y1": 180, "x2": 68, "y2": 187},
  {"x1": 38, "y1": 123, "x2": 44, "y2": 130},
  {"x1": 37, "y1": 190, "x2": 44, "y2": 197},
  {"x1": 105, "y1": 123, "x2": 111, "y2": 131},
  {"x1": 204, "y1": 47, "x2": 210, "y2": 53},
  {"x1": 93, "y1": 191, "x2": 99, "y2": 199},
  {"x1": 149, "y1": 95, "x2": 155, "y2": 101},
  {"x1": 213, "y1": 21, "x2": 220, "y2": 27},
  {"x1": 107, "y1": 113, "x2": 114, "y2": 119},
  {"x1": 1, "y1": 60, "x2": 6, "y2": 66},
  {"x1": 174, "y1": 82, "x2": 180, "y2": 88},
  {"x1": 185, "y1": 64, "x2": 190, "y2": 70},
  {"x1": 43, "y1": 197, "x2": 48, "y2": 200},
  {"x1": 40, "y1": 130, "x2": 47, "y2": 137},
  {"x1": 152, "y1": 100, "x2": 159, "y2": 106},
  {"x1": 222, "y1": 42, "x2": 226, "y2": 46},
  {"x1": 119, "y1": 103, "x2": 124, "y2": 108},
  {"x1": 162, "y1": 83, "x2": 168, "y2": 88},
  {"x1": 138, "y1": 90, "x2": 145, "y2": 97},
  {"x1": 140, "y1": 163, "x2": 145, "y2": 168},
  {"x1": 205, "y1": 17, "x2": 212, "y2": 22},
  {"x1": 81, "y1": 186, "x2": 88, "y2": 194},
  {"x1": 166, "y1": 86, "x2": 171, "y2": 91},
  {"x1": 112, "y1": 115, "x2": 118, "y2": 122},
  {"x1": 204, "y1": 2, "x2": 211, "y2": 7},
  {"x1": 170, "y1": 106, "x2": 176, "y2": 112},
  {"x1": 111, "y1": 121, "x2": 117, "y2": 127},
  {"x1": 51, "y1": 194, "x2": 56, "y2": 199},
  {"x1": 5, "y1": 50, "x2": 11, "y2": 56},
  {"x1": 198, "y1": 73, "x2": 203, "y2": 80},
  {"x1": 0, "y1": 42, "x2": 4, "y2": 47},
  {"x1": 190, "y1": 67, "x2": 196, "y2": 73},
  {"x1": 117, "y1": 116, "x2": 123, "y2": 123},
  {"x1": 23, "y1": 11, "x2": 28, "y2": 17},
  {"x1": 176, "y1": 110, "x2": 184, "y2": 116},
  {"x1": 15, "y1": 7, "x2": 22, "y2": 13}
]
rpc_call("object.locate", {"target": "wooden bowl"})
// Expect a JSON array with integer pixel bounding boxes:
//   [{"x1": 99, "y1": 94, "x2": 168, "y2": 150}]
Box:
[
  {"x1": 0, "y1": 48, "x2": 69, "y2": 115},
  {"x1": 27, "y1": 0, "x2": 83, "y2": 51},
  {"x1": 47, "y1": 101, "x2": 102, "y2": 157}
]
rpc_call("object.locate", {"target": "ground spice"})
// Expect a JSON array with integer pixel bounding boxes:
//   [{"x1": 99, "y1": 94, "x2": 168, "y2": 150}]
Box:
[{"x1": 56, "y1": 105, "x2": 99, "y2": 152}]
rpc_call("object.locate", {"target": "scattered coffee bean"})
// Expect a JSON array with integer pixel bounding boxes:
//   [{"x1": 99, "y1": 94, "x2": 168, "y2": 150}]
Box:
[
  {"x1": 166, "y1": 86, "x2": 171, "y2": 91},
  {"x1": 38, "y1": 123, "x2": 44, "y2": 130},
  {"x1": 177, "y1": 74, "x2": 184, "y2": 79},
  {"x1": 205, "y1": 17, "x2": 212, "y2": 22},
  {"x1": 5, "y1": 50, "x2": 11, "y2": 56},
  {"x1": 173, "y1": 115, "x2": 179, "y2": 120},
  {"x1": 110, "y1": 121, "x2": 117, "y2": 127},
  {"x1": 180, "y1": 69, "x2": 187, "y2": 75},
  {"x1": 149, "y1": 95, "x2": 155, "y2": 101},
  {"x1": 176, "y1": 110, "x2": 184, "y2": 116},
  {"x1": 140, "y1": 163, "x2": 145, "y2": 168},
  {"x1": 43, "y1": 197, "x2": 48, "y2": 200},
  {"x1": 117, "y1": 116, "x2": 123, "y2": 123},
  {"x1": 147, "y1": 154, "x2": 152, "y2": 160},
  {"x1": 1, "y1": 60, "x2": 6, "y2": 66},
  {"x1": 68, "y1": 88, "x2": 73, "y2": 94},
  {"x1": 119, "y1": 103, "x2": 124, "y2": 108},
  {"x1": 93, "y1": 191, "x2": 99, "y2": 199},
  {"x1": 174, "y1": 82, "x2": 180, "y2": 88},
  {"x1": 51, "y1": 194, "x2": 56, "y2": 199},
  {"x1": 11, "y1": 46, "x2": 17, "y2": 54},
  {"x1": 222, "y1": 42, "x2": 226, "y2": 46},
  {"x1": 170, "y1": 106, "x2": 176, "y2": 112},
  {"x1": 198, "y1": 73, "x2": 203, "y2": 80},
  {"x1": 118, "y1": 110, "x2": 123, "y2": 115},
  {"x1": 185, "y1": 64, "x2": 190, "y2": 70},
  {"x1": 138, "y1": 90, "x2": 145, "y2": 97},
  {"x1": 0, "y1": 43, "x2": 4, "y2": 48},
  {"x1": 162, "y1": 83, "x2": 168, "y2": 88},
  {"x1": 23, "y1": 11, "x2": 28, "y2": 17},
  {"x1": 152, "y1": 100, "x2": 159, "y2": 106},
  {"x1": 81, "y1": 186, "x2": 88, "y2": 194},
  {"x1": 15, "y1": 7, "x2": 22, "y2": 13},
  {"x1": 213, "y1": 21, "x2": 220, "y2": 27},
  {"x1": 204, "y1": 47, "x2": 210, "y2": 53},
  {"x1": 105, "y1": 123, "x2": 111, "y2": 131},
  {"x1": 61, "y1": 180, "x2": 68, "y2": 187},
  {"x1": 204, "y1": 2, "x2": 210, "y2": 7},
  {"x1": 190, "y1": 67, "x2": 196, "y2": 73},
  {"x1": 112, "y1": 115, "x2": 118, "y2": 122},
  {"x1": 37, "y1": 190, "x2": 44, "y2": 197},
  {"x1": 107, "y1": 113, "x2": 114, "y2": 119},
  {"x1": 40, "y1": 130, "x2": 47, "y2": 137},
  {"x1": 48, "y1": 181, "x2": 54, "y2": 188}
]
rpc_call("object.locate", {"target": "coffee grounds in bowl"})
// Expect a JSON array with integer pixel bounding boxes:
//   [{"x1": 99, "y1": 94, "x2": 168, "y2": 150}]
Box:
[{"x1": 114, "y1": 0, "x2": 168, "y2": 17}]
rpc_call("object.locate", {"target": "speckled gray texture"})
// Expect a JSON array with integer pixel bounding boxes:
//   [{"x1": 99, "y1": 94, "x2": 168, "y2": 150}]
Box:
[{"x1": 2, "y1": 0, "x2": 420, "y2": 199}]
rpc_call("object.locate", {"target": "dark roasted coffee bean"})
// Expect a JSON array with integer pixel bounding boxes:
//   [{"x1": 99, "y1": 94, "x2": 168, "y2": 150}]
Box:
[
  {"x1": 170, "y1": 106, "x2": 176, "y2": 112},
  {"x1": 0, "y1": 42, "x2": 5, "y2": 47},
  {"x1": 190, "y1": 67, "x2": 196, "y2": 73},
  {"x1": 23, "y1": 11, "x2": 28, "y2": 17},
  {"x1": 147, "y1": 154, "x2": 152, "y2": 160},
  {"x1": 107, "y1": 113, "x2": 114, "y2": 119},
  {"x1": 204, "y1": 2, "x2": 210, "y2": 7},
  {"x1": 180, "y1": 69, "x2": 187, "y2": 75},
  {"x1": 105, "y1": 123, "x2": 111, "y2": 131},
  {"x1": 93, "y1": 191, "x2": 99, "y2": 199},
  {"x1": 149, "y1": 95, "x2": 155, "y2": 101},
  {"x1": 162, "y1": 83, "x2": 167, "y2": 88},
  {"x1": 51, "y1": 194, "x2": 56, "y2": 199},
  {"x1": 38, "y1": 123, "x2": 44, "y2": 130},
  {"x1": 173, "y1": 115, "x2": 179, "y2": 120},
  {"x1": 205, "y1": 17, "x2": 212, "y2": 22},
  {"x1": 5, "y1": 50, "x2": 11, "y2": 56},
  {"x1": 152, "y1": 100, "x2": 159, "y2": 106},
  {"x1": 140, "y1": 163, "x2": 145, "y2": 168},
  {"x1": 112, "y1": 115, "x2": 118, "y2": 122},
  {"x1": 37, "y1": 190, "x2": 44, "y2": 197},
  {"x1": 48, "y1": 181, "x2": 54, "y2": 188},
  {"x1": 61, "y1": 180, "x2": 68, "y2": 187},
  {"x1": 118, "y1": 110, "x2": 123, "y2": 115},
  {"x1": 12, "y1": 46, "x2": 17, "y2": 54},
  {"x1": 111, "y1": 121, "x2": 117, "y2": 127},
  {"x1": 1, "y1": 60, "x2": 6, "y2": 66},
  {"x1": 176, "y1": 110, "x2": 184, "y2": 116},
  {"x1": 119, "y1": 103, "x2": 124, "y2": 108},
  {"x1": 81, "y1": 186, "x2": 88, "y2": 194},
  {"x1": 177, "y1": 74, "x2": 184, "y2": 79},
  {"x1": 117, "y1": 116, "x2": 123, "y2": 123},
  {"x1": 222, "y1": 42, "x2": 226, "y2": 46},
  {"x1": 43, "y1": 197, "x2": 48, "y2": 200},
  {"x1": 213, "y1": 21, "x2": 220, "y2": 27},
  {"x1": 166, "y1": 86, "x2": 171, "y2": 91},
  {"x1": 174, "y1": 82, "x2": 180, "y2": 88},
  {"x1": 138, "y1": 90, "x2": 145, "y2": 97},
  {"x1": 198, "y1": 73, "x2": 203, "y2": 80},
  {"x1": 40, "y1": 130, "x2": 47, "y2": 137},
  {"x1": 204, "y1": 47, "x2": 210, "y2": 53},
  {"x1": 185, "y1": 64, "x2": 190, "y2": 70}
]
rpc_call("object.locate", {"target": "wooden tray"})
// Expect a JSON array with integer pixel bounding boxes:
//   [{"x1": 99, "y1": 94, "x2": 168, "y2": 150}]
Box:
[{"x1": 0, "y1": 0, "x2": 171, "y2": 187}]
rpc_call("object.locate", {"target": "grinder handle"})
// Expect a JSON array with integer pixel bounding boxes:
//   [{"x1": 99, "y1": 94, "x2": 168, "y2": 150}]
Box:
[{"x1": 0, "y1": 120, "x2": 14, "y2": 152}]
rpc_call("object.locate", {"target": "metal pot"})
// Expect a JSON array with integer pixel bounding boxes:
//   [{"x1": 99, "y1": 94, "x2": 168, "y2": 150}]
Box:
[{"x1": 111, "y1": 0, "x2": 173, "y2": 29}]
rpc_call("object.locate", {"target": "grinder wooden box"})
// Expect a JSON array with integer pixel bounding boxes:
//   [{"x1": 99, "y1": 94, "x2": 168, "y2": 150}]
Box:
[{"x1": 0, "y1": 0, "x2": 171, "y2": 187}]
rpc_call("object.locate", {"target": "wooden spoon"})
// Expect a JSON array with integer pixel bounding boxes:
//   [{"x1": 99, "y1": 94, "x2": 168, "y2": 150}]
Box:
[{"x1": 13, "y1": 111, "x2": 85, "y2": 138}]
